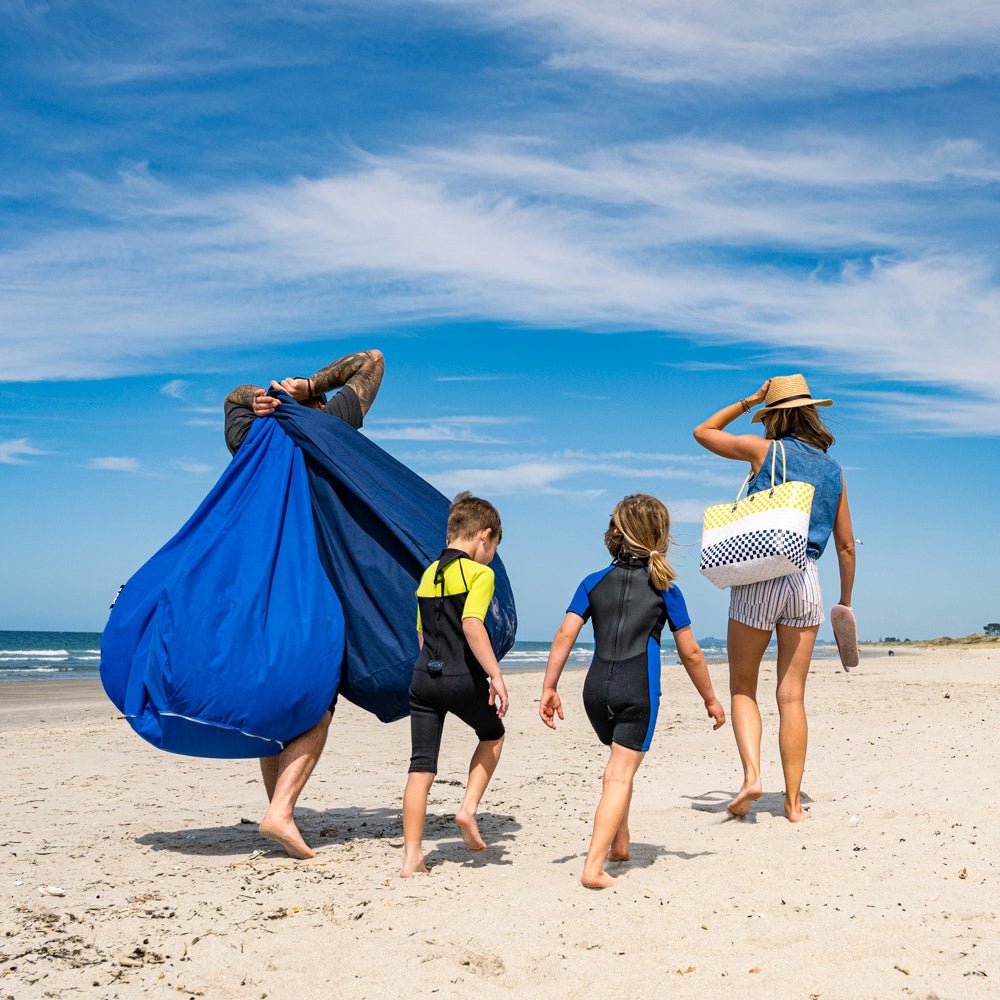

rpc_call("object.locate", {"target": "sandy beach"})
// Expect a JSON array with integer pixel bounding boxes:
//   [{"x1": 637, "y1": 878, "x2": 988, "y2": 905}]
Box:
[{"x1": 2, "y1": 648, "x2": 997, "y2": 999}]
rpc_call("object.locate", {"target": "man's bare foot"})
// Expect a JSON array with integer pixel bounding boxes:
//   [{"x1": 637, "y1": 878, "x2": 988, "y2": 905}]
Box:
[
  {"x1": 259, "y1": 812, "x2": 316, "y2": 860},
  {"x1": 727, "y1": 779, "x2": 763, "y2": 817},
  {"x1": 455, "y1": 808, "x2": 486, "y2": 851},
  {"x1": 784, "y1": 799, "x2": 811, "y2": 823},
  {"x1": 399, "y1": 854, "x2": 429, "y2": 878},
  {"x1": 581, "y1": 869, "x2": 619, "y2": 889}
]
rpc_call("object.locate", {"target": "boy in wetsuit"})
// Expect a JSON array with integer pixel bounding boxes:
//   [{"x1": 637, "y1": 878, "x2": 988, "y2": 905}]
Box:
[{"x1": 399, "y1": 492, "x2": 510, "y2": 878}]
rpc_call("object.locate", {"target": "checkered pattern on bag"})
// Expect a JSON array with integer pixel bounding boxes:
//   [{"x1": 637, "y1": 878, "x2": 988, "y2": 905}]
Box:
[{"x1": 700, "y1": 529, "x2": 807, "y2": 570}]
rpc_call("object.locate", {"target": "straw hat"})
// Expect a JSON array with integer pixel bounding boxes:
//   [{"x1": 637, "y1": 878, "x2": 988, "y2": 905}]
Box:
[{"x1": 751, "y1": 373, "x2": 832, "y2": 423}]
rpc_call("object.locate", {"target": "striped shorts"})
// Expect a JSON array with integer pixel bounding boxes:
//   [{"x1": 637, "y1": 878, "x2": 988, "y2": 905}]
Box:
[{"x1": 729, "y1": 559, "x2": 824, "y2": 631}]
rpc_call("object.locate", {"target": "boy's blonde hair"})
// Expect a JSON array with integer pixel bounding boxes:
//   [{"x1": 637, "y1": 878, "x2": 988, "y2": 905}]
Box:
[
  {"x1": 604, "y1": 494, "x2": 676, "y2": 590},
  {"x1": 447, "y1": 491, "x2": 502, "y2": 544}
]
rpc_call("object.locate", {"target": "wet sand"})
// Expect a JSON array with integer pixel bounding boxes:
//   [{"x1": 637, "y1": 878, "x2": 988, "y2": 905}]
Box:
[{"x1": 1, "y1": 648, "x2": 997, "y2": 998}]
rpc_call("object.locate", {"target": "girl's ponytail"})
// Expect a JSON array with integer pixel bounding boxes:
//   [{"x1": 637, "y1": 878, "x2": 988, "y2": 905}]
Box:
[
  {"x1": 646, "y1": 549, "x2": 676, "y2": 591},
  {"x1": 604, "y1": 494, "x2": 677, "y2": 591}
]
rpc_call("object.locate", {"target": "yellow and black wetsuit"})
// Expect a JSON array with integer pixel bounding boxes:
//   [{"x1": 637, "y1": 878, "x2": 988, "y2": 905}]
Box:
[{"x1": 408, "y1": 548, "x2": 504, "y2": 773}]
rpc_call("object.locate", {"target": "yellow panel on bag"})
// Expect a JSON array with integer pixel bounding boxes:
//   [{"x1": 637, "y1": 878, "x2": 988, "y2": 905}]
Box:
[{"x1": 703, "y1": 481, "x2": 815, "y2": 530}]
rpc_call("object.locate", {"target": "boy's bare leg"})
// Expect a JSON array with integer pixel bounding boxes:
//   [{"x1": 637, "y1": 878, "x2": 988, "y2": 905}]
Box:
[
  {"x1": 609, "y1": 783, "x2": 633, "y2": 861},
  {"x1": 582, "y1": 743, "x2": 645, "y2": 889},
  {"x1": 775, "y1": 623, "x2": 818, "y2": 823},
  {"x1": 456, "y1": 736, "x2": 504, "y2": 851},
  {"x1": 726, "y1": 619, "x2": 771, "y2": 816},
  {"x1": 401, "y1": 771, "x2": 435, "y2": 877},
  {"x1": 260, "y1": 757, "x2": 279, "y2": 801},
  {"x1": 259, "y1": 710, "x2": 332, "y2": 859}
]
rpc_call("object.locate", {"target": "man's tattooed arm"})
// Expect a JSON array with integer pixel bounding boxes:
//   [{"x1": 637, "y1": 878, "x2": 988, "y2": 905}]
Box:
[
  {"x1": 310, "y1": 349, "x2": 385, "y2": 417},
  {"x1": 224, "y1": 384, "x2": 264, "y2": 409}
]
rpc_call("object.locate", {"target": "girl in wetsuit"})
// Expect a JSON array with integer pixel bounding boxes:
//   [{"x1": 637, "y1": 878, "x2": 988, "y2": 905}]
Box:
[{"x1": 539, "y1": 494, "x2": 726, "y2": 889}]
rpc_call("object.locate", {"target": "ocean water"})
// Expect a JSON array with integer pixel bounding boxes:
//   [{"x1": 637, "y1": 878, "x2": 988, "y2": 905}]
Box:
[
  {"x1": 0, "y1": 630, "x2": 838, "y2": 682},
  {"x1": 0, "y1": 630, "x2": 104, "y2": 681}
]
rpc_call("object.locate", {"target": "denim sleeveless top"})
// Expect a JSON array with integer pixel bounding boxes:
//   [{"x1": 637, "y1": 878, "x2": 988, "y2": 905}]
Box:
[{"x1": 747, "y1": 436, "x2": 843, "y2": 560}]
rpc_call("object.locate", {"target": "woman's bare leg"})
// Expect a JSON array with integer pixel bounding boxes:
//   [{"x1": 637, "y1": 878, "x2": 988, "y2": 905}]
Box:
[
  {"x1": 456, "y1": 736, "x2": 504, "y2": 851},
  {"x1": 775, "y1": 623, "x2": 818, "y2": 823},
  {"x1": 727, "y1": 618, "x2": 772, "y2": 816},
  {"x1": 581, "y1": 743, "x2": 645, "y2": 889}
]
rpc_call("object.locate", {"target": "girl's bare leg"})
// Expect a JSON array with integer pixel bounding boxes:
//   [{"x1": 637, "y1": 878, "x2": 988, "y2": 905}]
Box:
[
  {"x1": 609, "y1": 783, "x2": 633, "y2": 861},
  {"x1": 775, "y1": 624, "x2": 818, "y2": 823},
  {"x1": 582, "y1": 743, "x2": 645, "y2": 889},
  {"x1": 727, "y1": 619, "x2": 771, "y2": 816},
  {"x1": 456, "y1": 736, "x2": 504, "y2": 851},
  {"x1": 259, "y1": 710, "x2": 332, "y2": 859},
  {"x1": 400, "y1": 771, "x2": 435, "y2": 877}
]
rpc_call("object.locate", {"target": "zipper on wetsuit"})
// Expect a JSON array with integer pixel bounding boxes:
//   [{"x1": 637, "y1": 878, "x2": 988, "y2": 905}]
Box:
[{"x1": 611, "y1": 564, "x2": 633, "y2": 660}]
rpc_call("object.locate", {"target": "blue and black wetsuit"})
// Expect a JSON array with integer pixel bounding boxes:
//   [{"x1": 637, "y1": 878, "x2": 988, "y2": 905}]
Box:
[{"x1": 567, "y1": 555, "x2": 692, "y2": 753}]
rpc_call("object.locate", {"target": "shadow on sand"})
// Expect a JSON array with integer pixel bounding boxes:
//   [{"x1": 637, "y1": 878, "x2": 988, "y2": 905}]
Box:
[
  {"x1": 136, "y1": 806, "x2": 521, "y2": 858},
  {"x1": 682, "y1": 788, "x2": 814, "y2": 823},
  {"x1": 551, "y1": 842, "x2": 715, "y2": 867}
]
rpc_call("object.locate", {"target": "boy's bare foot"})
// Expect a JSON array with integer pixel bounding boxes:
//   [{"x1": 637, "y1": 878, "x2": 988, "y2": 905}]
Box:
[
  {"x1": 259, "y1": 812, "x2": 316, "y2": 860},
  {"x1": 399, "y1": 854, "x2": 429, "y2": 878},
  {"x1": 727, "y1": 779, "x2": 763, "y2": 817},
  {"x1": 455, "y1": 808, "x2": 486, "y2": 851},
  {"x1": 784, "y1": 799, "x2": 810, "y2": 823},
  {"x1": 581, "y1": 869, "x2": 619, "y2": 889}
]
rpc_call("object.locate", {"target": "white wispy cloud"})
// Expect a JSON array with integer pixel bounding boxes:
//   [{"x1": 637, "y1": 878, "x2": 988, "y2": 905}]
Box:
[
  {"x1": 0, "y1": 438, "x2": 48, "y2": 464},
  {"x1": 1, "y1": 131, "x2": 998, "y2": 432},
  {"x1": 365, "y1": 415, "x2": 523, "y2": 444},
  {"x1": 87, "y1": 456, "x2": 142, "y2": 473},
  {"x1": 171, "y1": 460, "x2": 216, "y2": 475},
  {"x1": 422, "y1": 447, "x2": 732, "y2": 497},
  {"x1": 425, "y1": 1, "x2": 1000, "y2": 90}
]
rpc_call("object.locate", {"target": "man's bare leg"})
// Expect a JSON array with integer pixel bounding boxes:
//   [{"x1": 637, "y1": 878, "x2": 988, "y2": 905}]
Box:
[
  {"x1": 581, "y1": 743, "x2": 645, "y2": 889},
  {"x1": 775, "y1": 624, "x2": 818, "y2": 823},
  {"x1": 260, "y1": 757, "x2": 279, "y2": 801},
  {"x1": 455, "y1": 736, "x2": 504, "y2": 851},
  {"x1": 259, "y1": 710, "x2": 332, "y2": 859},
  {"x1": 401, "y1": 771, "x2": 435, "y2": 877},
  {"x1": 726, "y1": 618, "x2": 771, "y2": 816}
]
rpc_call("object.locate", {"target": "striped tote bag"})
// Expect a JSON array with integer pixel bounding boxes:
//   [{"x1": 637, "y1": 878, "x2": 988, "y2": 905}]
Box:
[{"x1": 699, "y1": 441, "x2": 814, "y2": 589}]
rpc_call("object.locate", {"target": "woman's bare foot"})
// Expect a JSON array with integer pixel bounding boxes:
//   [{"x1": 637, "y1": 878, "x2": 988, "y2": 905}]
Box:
[
  {"x1": 259, "y1": 812, "x2": 315, "y2": 860},
  {"x1": 581, "y1": 868, "x2": 619, "y2": 889},
  {"x1": 399, "y1": 853, "x2": 429, "y2": 878},
  {"x1": 784, "y1": 799, "x2": 810, "y2": 823},
  {"x1": 727, "y1": 779, "x2": 763, "y2": 817},
  {"x1": 455, "y1": 808, "x2": 486, "y2": 851}
]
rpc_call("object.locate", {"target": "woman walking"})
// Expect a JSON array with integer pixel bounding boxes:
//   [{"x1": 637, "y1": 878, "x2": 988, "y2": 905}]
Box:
[{"x1": 693, "y1": 375, "x2": 856, "y2": 822}]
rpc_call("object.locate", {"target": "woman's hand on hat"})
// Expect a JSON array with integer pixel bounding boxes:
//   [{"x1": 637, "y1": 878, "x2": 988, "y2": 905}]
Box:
[{"x1": 749, "y1": 379, "x2": 771, "y2": 405}]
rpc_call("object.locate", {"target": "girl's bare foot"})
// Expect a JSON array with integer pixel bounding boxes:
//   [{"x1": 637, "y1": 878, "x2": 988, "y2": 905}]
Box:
[
  {"x1": 608, "y1": 834, "x2": 631, "y2": 862},
  {"x1": 399, "y1": 854, "x2": 429, "y2": 878},
  {"x1": 727, "y1": 778, "x2": 763, "y2": 817},
  {"x1": 455, "y1": 808, "x2": 486, "y2": 851},
  {"x1": 259, "y1": 812, "x2": 315, "y2": 860},
  {"x1": 784, "y1": 799, "x2": 810, "y2": 823},
  {"x1": 581, "y1": 869, "x2": 619, "y2": 889}
]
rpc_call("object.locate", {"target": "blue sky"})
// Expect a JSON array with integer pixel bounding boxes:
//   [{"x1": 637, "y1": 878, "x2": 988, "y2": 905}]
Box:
[{"x1": 2, "y1": 1, "x2": 998, "y2": 640}]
